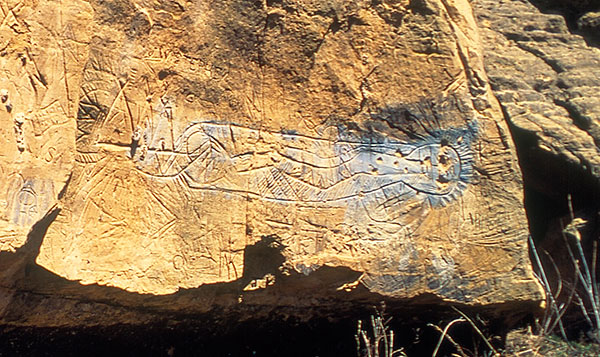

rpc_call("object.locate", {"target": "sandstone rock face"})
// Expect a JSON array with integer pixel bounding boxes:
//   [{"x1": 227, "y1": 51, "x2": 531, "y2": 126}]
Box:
[
  {"x1": 1, "y1": 0, "x2": 542, "y2": 327},
  {"x1": 0, "y1": 0, "x2": 92, "y2": 252},
  {"x1": 473, "y1": 1, "x2": 600, "y2": 332},
  {"x1": 473, "y1": 0, "x2": 600, "y2": 221}
]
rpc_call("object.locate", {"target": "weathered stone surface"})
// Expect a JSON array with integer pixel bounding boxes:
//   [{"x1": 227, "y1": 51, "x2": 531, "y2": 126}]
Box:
[
  {"x1": 578, "y1": 11, "x2": 600, "y2": 30},
  {"x1": 473, "y1": 0, "x2": 600, "y2": 335},
  {"x1": 1, "y1": 0, "x2": 542, "y2": 328},
  {"x1": 0, "y1": 0, "x2": 92, "y2": 252},
  {"x1": 578, "y1": 10, "x2": 600, "y2": 44},
  {"x1": 473, "y1": 0, "x2": 600, "y2": 226}
]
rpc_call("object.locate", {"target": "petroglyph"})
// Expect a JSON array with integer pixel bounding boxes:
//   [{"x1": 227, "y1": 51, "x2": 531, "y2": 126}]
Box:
[
  {"x1": 6, "y1": 0, "x2": 543, "y2": 305},
  {"x1": 133, "y1": 121, "x2": 475, "y2": 216},
  {"x1": 5, "y1": 177, "x2": 54, "y2": 227},
  {"x1": 31, "y1": 101, "x2": 69, "y2": 137}
]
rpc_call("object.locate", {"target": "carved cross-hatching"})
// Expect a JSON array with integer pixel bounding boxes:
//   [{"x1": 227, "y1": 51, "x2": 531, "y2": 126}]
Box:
[{"x1": 133, "y1": 121, "x2": 475, "y2": 220}]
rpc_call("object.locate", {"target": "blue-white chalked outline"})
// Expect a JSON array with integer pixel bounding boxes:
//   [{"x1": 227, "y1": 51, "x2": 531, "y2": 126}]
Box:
[{"x1": 133, "y1": 121, "x2": 476, "y2": 214}]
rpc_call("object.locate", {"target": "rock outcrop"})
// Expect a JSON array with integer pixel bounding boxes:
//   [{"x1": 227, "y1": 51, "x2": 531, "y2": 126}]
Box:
[
  {"x1": 473, "y1": 0, "x2": 600, "y2": 238},
  {"x1": 0, "y1": 0, "x2": 91, "y2": 252},
  {"x1": 1, "y1": 0, "x2": 543, "y2": 329}
]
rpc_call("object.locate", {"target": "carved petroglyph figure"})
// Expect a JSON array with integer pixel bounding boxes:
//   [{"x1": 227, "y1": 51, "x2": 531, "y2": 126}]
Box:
[
  {"x1": 36, "y1": 85, "x2": 480, "y2": 294},
  {"x1": 13, "y1": 184, "x2": 37, "y2": 226},
  {"x1": 5, "y1": 177, "x2": 54, "y2": 228},
  {"x1": 133, "y1": 121, "x2": 475, "y2": 222}
]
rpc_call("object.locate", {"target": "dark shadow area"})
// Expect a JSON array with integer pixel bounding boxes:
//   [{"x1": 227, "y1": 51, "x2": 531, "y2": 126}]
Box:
[
  {"x1": 532, "y1": 210, "x2": 600, "y2": 339},
  {"x1": 0, "y1": 302, "x2": 523, "y2": 357},
  {"x1": 504, "y1": 95, "x2": 600, "y2": 343},
  {"x1": 506, "y1": 119, "x2": 600, "y2": 242},
  {"x1": 0, "y1": 207, "x2": 538, "y2": 356},
  {"x1": 528, "y1": 0, "x2": 600, "y2": 47},
  {"x1": 0, "y1": 208, "x2": 61, "y2": 287}
]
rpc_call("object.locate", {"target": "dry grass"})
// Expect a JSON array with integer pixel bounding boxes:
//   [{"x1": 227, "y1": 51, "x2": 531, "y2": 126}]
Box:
[
  {"x1": 505, "y1": 328, "x2": 600, "y2": 356},
  {"x1": 355, "y1": 309, "x2": 407, "y2": 357},
  {"x1": 521, "y1": 194, "x2": 600, "y2": 355}
]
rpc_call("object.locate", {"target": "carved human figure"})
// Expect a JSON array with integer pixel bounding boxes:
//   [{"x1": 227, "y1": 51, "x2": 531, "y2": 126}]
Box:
[{"x1": 133, "y1": 122, "x2": 474, "y2": 215}]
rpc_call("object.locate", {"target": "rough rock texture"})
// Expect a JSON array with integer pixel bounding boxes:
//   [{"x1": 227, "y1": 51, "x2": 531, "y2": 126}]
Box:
[
  {"x1": 1, "y1": 0, "x2": 543, "y2": 328},
  {"x1": 578, "y1": 11, "x2": 600, "y2": 33},
  {"x1": 473, "y1": 0, "x2": 600, "y2": 336},
  {"x1": 0, "y1": 0, "x2": 91, "y2": 252},
  {"x1": 473, "y1": 0, "x2": 600, "y2": 238}
]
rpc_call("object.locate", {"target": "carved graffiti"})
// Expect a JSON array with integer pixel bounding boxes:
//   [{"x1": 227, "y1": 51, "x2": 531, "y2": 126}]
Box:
[{"x1": 30, "y1": 101, "x2": 69, "y2": 137}]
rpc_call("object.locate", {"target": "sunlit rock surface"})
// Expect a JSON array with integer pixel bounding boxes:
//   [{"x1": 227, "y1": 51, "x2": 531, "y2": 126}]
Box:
[{"x1": 0, "y1": 0, "x2": 543, "y2": 328}]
